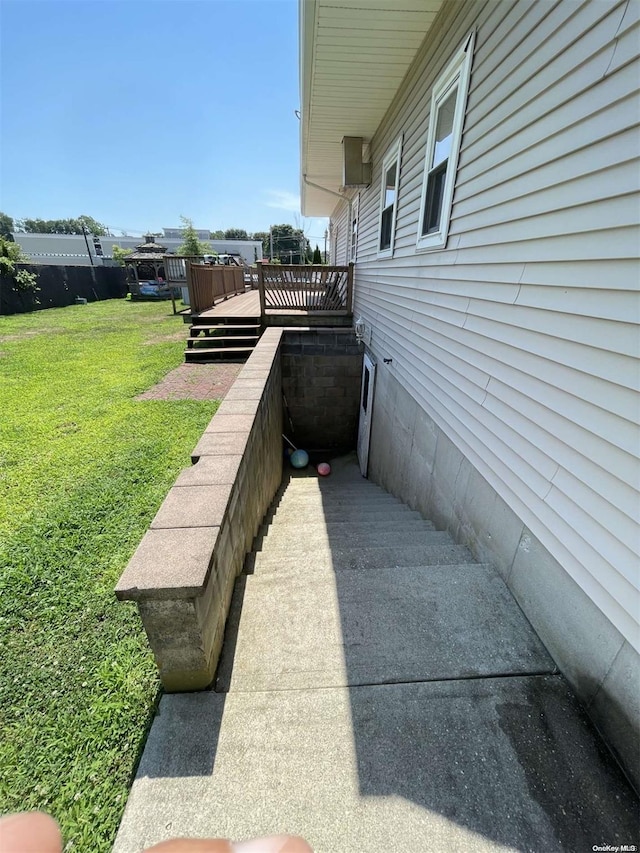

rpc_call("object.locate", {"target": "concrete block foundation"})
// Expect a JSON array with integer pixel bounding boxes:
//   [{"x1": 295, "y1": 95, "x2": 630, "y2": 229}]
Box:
[{"x1": 281, "y1": 328, "x2": 362, "y2": 453}]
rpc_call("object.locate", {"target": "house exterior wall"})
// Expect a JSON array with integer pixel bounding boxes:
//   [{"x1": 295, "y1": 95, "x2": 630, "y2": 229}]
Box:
[
  {"x1": 331, "y1": 0, "x2": 639, "y2": 786},
  {"x1": 329, "y1": 205, "x2": 350, "y2": 266}
]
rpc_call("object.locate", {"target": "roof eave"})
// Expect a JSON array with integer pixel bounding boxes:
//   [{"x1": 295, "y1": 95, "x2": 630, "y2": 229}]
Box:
[{"x1": 299, "y1": 0, "x2": 445, "y2": 217}]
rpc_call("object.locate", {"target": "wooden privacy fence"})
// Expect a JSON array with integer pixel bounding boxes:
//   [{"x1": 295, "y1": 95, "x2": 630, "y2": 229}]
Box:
[
  {"x1": 186, "y1": 263, "x2": 245, "y2": 313},
  {"x1": 258, "y1": 264, "x2": 353, "y2": 313}
]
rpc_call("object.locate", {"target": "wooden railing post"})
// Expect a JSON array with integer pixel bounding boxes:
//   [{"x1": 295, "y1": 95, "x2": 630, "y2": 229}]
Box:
[
  {"x1": 186, "y1": 261, "x2": 195, "y2": 313},
  {"x1": 347, "y1": 262, "x2": 354, "y2": 314},
  {"x1": 257, "y1": 264, "x2": 266, "y2": 319}
]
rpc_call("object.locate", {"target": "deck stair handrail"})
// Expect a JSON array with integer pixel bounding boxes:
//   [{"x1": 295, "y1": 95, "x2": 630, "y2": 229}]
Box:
[
  {"x1": 257, "y1": 264, "x2": 353, "y2": 314},
  {"x1": 186, "y1": 262, "x2": 245, "y2": 314}
]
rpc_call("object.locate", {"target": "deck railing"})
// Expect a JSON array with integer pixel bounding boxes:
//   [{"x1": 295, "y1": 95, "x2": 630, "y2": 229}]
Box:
[
  {"x1": 257, "y1": 264, "x2": 353, "y2": 314},
  {"x1": 164, "y1": 255, "x2": 202, "y2": 284},
  {"x1": 163, "y1": 255, "x2": 202, "y2": 314},
  {"x1": 186, "y1": 262, "x2": 245, "y2": 314}
]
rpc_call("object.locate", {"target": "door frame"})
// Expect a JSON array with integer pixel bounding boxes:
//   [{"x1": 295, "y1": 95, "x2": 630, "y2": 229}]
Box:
[{"x1": 357, "y1": 352, "x2": 376, "y2": 477}]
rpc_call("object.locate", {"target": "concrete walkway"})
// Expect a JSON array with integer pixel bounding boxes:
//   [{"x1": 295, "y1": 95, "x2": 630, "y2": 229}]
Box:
[{"x1": 114, "y1": 458, "x2": 638, "y2": 852}]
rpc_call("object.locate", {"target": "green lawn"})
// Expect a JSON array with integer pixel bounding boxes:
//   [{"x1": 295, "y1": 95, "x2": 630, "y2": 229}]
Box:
[{"x1": 0, "y1": 300, "x2": 216, "y2": 851}]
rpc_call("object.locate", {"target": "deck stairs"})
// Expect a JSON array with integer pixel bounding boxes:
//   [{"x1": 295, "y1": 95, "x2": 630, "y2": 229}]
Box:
[{"x1": 184, "y1": 314, "x2": 263, "y2": 362}]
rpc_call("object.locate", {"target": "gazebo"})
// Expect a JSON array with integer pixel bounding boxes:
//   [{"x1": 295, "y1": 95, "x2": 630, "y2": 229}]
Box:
[{"x1": 124, "y1": 235, "x2": 169, "y2": 287}]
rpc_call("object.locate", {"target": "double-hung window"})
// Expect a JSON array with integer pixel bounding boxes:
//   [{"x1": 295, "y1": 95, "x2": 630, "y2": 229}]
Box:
[
  {"x1": 416, "y1": 32, "x2": 475, "y2": 252},
  {"x1": 377, "y1": 136, "x2": 402, "y2": 258}
]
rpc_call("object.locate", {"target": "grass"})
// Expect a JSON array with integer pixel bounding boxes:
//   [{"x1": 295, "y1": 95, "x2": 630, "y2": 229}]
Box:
[{"x1": 0, "y1": 300, "x2": 217, "y2": 851}]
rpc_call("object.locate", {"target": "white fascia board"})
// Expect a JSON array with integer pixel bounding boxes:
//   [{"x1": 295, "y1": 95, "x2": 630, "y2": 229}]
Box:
[{"x1": 300, "y1": 0, "x2": 318, "y2": 216}]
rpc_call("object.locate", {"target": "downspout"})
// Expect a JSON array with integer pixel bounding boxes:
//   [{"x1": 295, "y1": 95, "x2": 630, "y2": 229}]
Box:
[
  {"x1": 302, "y1": 175, "x2": 345, "y2": 203},
  {"x1": 302, "y1": 176, "x2": 347, "y2": 265}
]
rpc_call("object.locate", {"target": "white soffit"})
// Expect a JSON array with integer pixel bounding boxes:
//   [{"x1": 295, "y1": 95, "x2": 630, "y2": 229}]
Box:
[{"x1": 300, "y1": 0, "x2": 444, "y2": 216}]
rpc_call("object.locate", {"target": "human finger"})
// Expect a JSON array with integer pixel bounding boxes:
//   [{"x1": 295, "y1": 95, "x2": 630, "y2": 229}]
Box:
[{"x1": 0, "y1": 812, "x2": 63, "y2": 853}]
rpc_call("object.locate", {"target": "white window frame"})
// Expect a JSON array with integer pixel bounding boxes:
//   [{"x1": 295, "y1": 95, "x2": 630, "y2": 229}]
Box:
[
  {"x1": 416, "y1": 32, "x2": 475, "y2": 253},
  {"x1": 349, "y1": 194, "x2": 360, "y2": 263},
  {"x1": 377, "y1": 135, "x2": 402, "y2": 259}
]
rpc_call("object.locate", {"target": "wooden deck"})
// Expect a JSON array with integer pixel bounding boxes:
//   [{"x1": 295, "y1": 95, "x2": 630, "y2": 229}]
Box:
[
  {"x1": 194, "y1": 289, "x2": 352, "y2": 324},
  {"x1": 181, "y1": 265, "x2": 353, "y2": 362},
  {"x1": 197, "y1": 289, "x2": 261, "y2": 319}
]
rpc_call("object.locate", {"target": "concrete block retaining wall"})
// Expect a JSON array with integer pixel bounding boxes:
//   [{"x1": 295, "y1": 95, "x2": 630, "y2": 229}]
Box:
[
  {"x1": 115, "y1": 329, "x2": 284, "y2": 691},
  {"x1": 367, "y1": 362, "x2": 640, "y2": 792},
  {"x1": 281, "y1": 329, "x2": 363, "y2": 452}
]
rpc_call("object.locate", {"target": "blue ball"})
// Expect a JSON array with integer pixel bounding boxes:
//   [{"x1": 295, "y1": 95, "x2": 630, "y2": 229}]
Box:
[{"x1": 290, "y1": 449, "x2": 309, "y2": 469}]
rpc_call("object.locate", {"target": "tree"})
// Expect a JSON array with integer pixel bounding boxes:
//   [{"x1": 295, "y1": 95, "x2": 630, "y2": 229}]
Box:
[
  {"x1": 177, "y1": 216, "x2": 211, "y2": 256},
  {"x1": 111, "y1": 245, "x2": 131, "y2": 266},
  {"x1": 0, "y1": 237, "x2": 25, "y2": 275},
  {"x1": 0, "y1": 212, "x2": 14, "y2": 240},
  {"x1": 268, "y1": 224, "x2": 311, "y2": 264},
  {"x1": 20, "y1": 215, "x2": 108, "y2": 235},
  {"x1": 224, "y1": 228, "x2": 249, "y2": 240},
  {"x1": 312, "y1": 244, "x2": 322, "y2": 264},
  {"x1": 252, "y1": 232, "x2": 270, "y2": 258},
  {"x1": 77, "y1": 215, "x2": 109, "y2": 235},
  {"x1": 210, "y1": 230, "x2": 225, "y2": 239},
  {"x1": 0, "y1": 236, "x2": 38, "y2": 296}
]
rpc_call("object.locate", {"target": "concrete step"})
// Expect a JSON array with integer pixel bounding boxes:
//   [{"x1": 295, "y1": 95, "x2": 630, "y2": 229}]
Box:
[
  {"x1": 216, "y1": 563, "x2": 555, "y2": 693},
  {"x1": 271, "y1": 500, "x2": 411, "y2": 517},
  {"x1": 246, "y1": 540, "x2": 473, "y2": 574},
  {"x1": 279, "y1": 478, "x2": 383, "y2": 492},
  {"x1": 260, "y1": 519, "x2": 433, "y2": 541},
  {"x1": 263, "y1": 506, "x2": 427, "y2": 526},
  {"x1": 253, "y1": 526, "x2": 447, "y2": 552},
  {"x1": 114, "y1": 678, "x2": 639, "y2": 853},
  {"x1": 257, "y1": 521, "x2": 434, "y2": 549},
  {"x1": 273, "y1": 490, "x2": 406, "y2": 509}
]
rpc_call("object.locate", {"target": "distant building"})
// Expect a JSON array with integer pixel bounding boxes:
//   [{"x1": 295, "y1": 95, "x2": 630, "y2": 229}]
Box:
[
  {"x1": 162, "y1": 227, "x2": 211, "y2": 241},
  {"x1": 12, "y1": 232, "x2": 263, "y2": 267}
]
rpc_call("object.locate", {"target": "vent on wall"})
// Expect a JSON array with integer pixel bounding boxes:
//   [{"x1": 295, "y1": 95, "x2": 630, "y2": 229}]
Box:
[{"x1": 342, "y1": 137, "x2": 372, "y2": 187}]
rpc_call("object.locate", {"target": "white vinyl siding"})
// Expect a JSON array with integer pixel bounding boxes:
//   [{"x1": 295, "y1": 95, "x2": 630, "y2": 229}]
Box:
[
  {"x1": 332, "y1": 200, "x2": 351, "y2": 265},
  {"x1": 349, "y1": 0, "x2": 640, "y2": 650}
]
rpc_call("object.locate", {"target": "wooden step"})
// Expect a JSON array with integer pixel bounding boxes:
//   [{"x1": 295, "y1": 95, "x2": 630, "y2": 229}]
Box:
[
  {"x1": 184, "y1": 346, "x2": 254, "y2": 362},
  {"x1": 190, "y1": 324, "x2": 261, "y2": 336},
  {"x1": 191, "y1": 316, "x2": 261, "y2": 326},
  {"x1": 187, "y1": 336, "x2": 260, "y2": 348}
]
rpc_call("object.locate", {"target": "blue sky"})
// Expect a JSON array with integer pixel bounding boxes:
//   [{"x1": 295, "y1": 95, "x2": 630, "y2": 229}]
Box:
[{"x1": 0, "y1": 0, "x2": 328, "y2": 247}]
